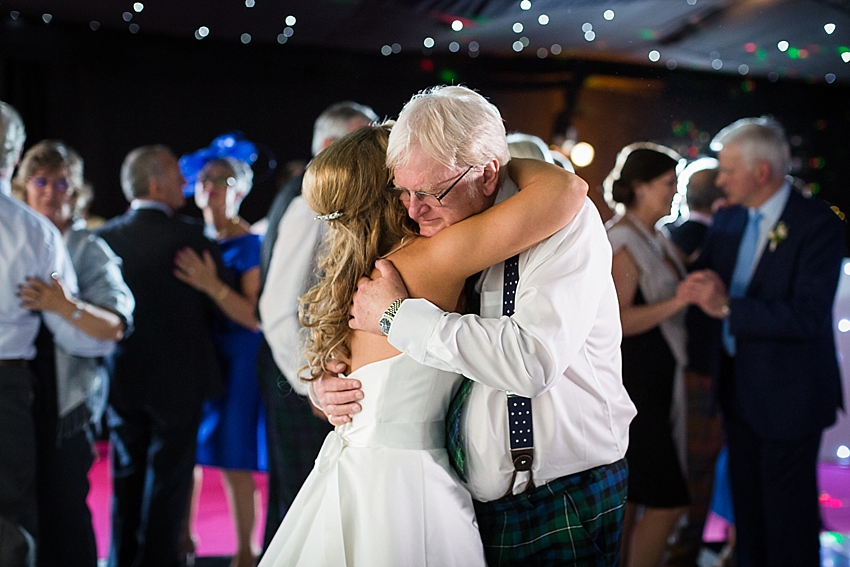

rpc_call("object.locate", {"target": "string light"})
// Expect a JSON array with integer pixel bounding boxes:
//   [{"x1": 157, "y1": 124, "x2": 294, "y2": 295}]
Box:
[{"x1": 604, "y1": 10, "x2": 615, "y2": 20}]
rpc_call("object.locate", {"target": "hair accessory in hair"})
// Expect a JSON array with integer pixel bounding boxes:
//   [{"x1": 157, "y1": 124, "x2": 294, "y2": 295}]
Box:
[
  {"x1": 179, "y1": 132, "x2": 258, "y2": 196},
  {"x1": 315, "y1": 210, "x2": 343, "y2": 221}
]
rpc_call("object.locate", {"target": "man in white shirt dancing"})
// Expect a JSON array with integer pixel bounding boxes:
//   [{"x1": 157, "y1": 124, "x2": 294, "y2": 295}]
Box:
[
  {"x1": 318, "y1": 86, "x2": 636, "y2": 566},
  {"x1": 0, "y1": 100, "x2": 115, "y2": 567}
]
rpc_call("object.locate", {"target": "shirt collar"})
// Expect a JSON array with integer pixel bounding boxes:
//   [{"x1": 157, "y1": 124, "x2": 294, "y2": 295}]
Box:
[
  {"x1": 685, "y1": 210, "x2": 714, "y2": 226},
  {"x1": 0, "y1": 178, "x2": 11, "y2": 197},
  {"x1": 131, "y1": 199, "x2": 173, "y2": 216},
  {"x1": 494, "y1": 175, "x2": 518, "y2": 206},
  {"x1": 754, "y1": 181, "x2": 791, "y2": 229}
]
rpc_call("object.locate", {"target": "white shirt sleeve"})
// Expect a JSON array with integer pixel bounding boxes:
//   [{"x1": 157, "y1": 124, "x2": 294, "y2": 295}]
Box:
[
  {"x1": 258, "y1": 196, "x2": 323, "y2": 396},
  {"x1": 388, "y1": 200, "x2": 613, "y2": 398}
]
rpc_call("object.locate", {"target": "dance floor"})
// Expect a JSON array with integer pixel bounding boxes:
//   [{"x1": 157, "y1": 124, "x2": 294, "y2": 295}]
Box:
[
  {"x1": 87, "y1": 442, "x2": 268, "y2": 560},
  {"x1": 86, "y1": 442, "x2": 849, "y2": 563}
]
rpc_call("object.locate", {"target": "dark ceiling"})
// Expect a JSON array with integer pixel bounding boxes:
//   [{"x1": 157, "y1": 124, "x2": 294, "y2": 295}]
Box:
[{"x1": 5, "y1": 0, "x2": 850, "y2": 84}]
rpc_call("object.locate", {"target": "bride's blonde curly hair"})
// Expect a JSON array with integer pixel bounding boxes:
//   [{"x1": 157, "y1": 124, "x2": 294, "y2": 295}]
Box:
[{"x1": 298, "y1": 122, "x2": 418, "y2": 379}]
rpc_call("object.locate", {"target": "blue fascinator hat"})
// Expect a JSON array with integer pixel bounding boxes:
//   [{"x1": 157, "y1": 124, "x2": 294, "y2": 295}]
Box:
[{"x1": 179, "y1": 132, "x2": 258, "y2": 197}]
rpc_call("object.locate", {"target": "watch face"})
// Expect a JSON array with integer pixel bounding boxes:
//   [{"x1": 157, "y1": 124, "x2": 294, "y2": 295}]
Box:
[{"x1": 379, "y1": 316, "x2": 391, "y2": 335}]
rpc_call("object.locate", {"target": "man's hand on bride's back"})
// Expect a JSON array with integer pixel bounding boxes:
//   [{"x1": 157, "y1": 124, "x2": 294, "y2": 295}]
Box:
[
  {"x1": 314, "y1": 359, "x2": 364, "y2": 426},
  {"x1": 349, "y1": 259, "x2": 409, "y2": 334}
]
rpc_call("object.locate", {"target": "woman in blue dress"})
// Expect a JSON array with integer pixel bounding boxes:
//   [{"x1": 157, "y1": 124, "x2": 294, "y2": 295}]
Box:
[{"x1": 173, "y1": 139, "x2": 266, "y2": 567}]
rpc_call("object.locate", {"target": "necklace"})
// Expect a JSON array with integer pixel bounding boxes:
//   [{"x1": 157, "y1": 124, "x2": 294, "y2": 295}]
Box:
[
  {"x1": 380, "y1": 235, "x2": 416, "y2": 259},
  {"x1": 216, "y1": 215, "x2": 246, "y2": 240},
  {"x1": 623, "y1": 211, "x2": 685, "y2": 278},
  {"x1": 624, "y1": 212, "x2": 665, "y2": 256}
]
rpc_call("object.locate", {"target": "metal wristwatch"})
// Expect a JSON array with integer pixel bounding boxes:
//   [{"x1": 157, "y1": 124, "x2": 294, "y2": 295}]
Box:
[{"x1": 379, "y1": 298, "x2": 405, "y2": 336}]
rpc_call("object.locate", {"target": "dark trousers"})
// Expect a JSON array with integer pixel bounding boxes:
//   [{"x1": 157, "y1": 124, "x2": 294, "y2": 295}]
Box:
[
  {"x1": 0, "y1": 365, "x2": 37, "y2": 567},
  {"x1": 721, "y1": 356, "x2": 823, "y2": 567},
  {"x1": 107, "y1": 401, "x2": 201, "y2": 567},
  {"x1": 255, "y1": 341, "x2": 332, "y2": 550},
  {"x1": 32, "y1": 352, "x2": 98, "y2": 567}
]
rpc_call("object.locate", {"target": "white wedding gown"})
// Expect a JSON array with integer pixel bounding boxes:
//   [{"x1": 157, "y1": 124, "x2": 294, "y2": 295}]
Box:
[{"x1": 259, "y1": 354, "x2": 486, "y2": 567}]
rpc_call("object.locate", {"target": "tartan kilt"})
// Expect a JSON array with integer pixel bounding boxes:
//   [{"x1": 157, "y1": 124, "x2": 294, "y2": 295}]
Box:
[{"x1": 473, "y1": 458, "x2": 628, "y2": 567}]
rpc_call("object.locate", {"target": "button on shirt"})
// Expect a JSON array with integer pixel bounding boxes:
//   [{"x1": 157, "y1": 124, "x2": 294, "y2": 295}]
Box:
[
  {"x1": 389, "y1": 179, "x2": 637, "y2": 502},
  {"x1": 0, "y1": 185, "x2": 116, "y2": 360}
]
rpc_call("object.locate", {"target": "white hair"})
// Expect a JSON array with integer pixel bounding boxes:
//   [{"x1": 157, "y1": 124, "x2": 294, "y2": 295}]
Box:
[
  {"x1": 711, "y1": 117, "x2": 791, "y2": 181},
  {"x1": 507, "y1": 132, "x2": 554, "y2": 164},
  {"x1": 386, "y1": 85, "x2": 511, "y2": 176},
  {"x1": 311, "y1": 101, "x2": 378, "y2": 157},
  {"x1": 0, "y1": 100, "x2": 26, "y2": 174}
]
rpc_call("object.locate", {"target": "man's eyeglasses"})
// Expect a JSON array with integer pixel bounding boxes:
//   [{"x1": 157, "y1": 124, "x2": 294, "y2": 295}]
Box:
[
  {"x1": 389, "y1": 165, "x2": 474, "y2": 207},
  {"x1": 198, "y1": 176, "x2": 236, "y2": 190},
  {"x1": 28, "y1": 176, "x2": 70, "y2": 193}
]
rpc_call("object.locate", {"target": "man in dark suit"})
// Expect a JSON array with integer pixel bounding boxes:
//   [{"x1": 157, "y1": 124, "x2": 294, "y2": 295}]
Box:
[
  {"x1": 681, "y1": 117, "x2": 845, "y2": 567},
  {"x1": 97, "y1": 145, "x2": 224, "y2": 567},
  {"x1": 256, "y1": 101, "x2": 377, "y2": 548}
]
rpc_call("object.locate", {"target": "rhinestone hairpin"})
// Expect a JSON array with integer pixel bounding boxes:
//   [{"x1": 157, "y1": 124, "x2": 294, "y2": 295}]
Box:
[{"x1": 314, "y1": 210, "x2": 343, "y2": 221}]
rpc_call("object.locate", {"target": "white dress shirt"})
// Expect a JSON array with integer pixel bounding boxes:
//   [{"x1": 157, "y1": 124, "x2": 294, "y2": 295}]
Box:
[
  {"x1": 258, "y1": 195, "x2": 324, "y2": 395},
  {"x1": 0, "y1": 184, "x2": 116, "y2": 360},
  {"x1": 749, "y1": 181, "x2": 792, "y2": 269},
  {"x1": 389, "y1": 182, "x2": 637, "y2": 502}
]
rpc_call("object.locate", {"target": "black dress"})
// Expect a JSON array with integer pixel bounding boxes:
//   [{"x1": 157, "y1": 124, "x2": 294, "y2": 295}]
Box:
[{"x1": 621, "y1": 288, "x2": 690, "y2": 508}]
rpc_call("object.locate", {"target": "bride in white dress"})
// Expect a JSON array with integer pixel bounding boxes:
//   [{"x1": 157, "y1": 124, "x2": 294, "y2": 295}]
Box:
[{"x1": 259, "y1": 122, "x2": 586, "y2": 567}]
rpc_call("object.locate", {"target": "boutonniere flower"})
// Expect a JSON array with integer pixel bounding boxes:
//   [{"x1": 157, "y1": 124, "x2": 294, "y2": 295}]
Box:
[{"x1": 768, "y1": 221, "x2": 788, "y2": 252}]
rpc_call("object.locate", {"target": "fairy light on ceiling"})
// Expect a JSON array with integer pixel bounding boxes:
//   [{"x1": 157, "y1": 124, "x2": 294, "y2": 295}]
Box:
[{"x1": 3, "y1": 0, "x2": 847, "y2": 86}]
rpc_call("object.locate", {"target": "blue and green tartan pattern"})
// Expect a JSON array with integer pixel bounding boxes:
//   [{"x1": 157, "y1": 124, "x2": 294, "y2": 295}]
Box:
[
  {"x1": 446, "y1": 376, "x2": 474, "y2": 482},
  {"x1": 473, "y1": 458, "x2": 629, "y2": 567}
]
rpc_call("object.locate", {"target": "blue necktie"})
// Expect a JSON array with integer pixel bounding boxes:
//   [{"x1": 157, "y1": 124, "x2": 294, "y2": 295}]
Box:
[{"x1": 723, "y1": 209, "x2": 762, "y2": 355}]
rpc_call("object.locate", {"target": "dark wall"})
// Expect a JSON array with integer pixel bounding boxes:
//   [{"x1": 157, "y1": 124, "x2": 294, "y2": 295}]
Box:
[{"x1": 3, "y1": 17, "x2": 849, "y2": 241}]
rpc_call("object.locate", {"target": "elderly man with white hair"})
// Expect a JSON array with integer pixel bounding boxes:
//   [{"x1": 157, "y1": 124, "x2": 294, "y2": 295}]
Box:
[
  {"x1": 319, "y1": 86, "x2": 637, "y2": 566},
  {"x1": 680, "y1": 116, "x2": 845, "y2": 567}
]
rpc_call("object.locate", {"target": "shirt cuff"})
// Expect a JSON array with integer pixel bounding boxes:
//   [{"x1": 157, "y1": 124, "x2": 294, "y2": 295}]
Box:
[
  {"x1": 387, "y1": 298, "x2": 445, "y2": 363},
  {"x1": 308, "y1": 382, "x2": 323, "y2": 409}
]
